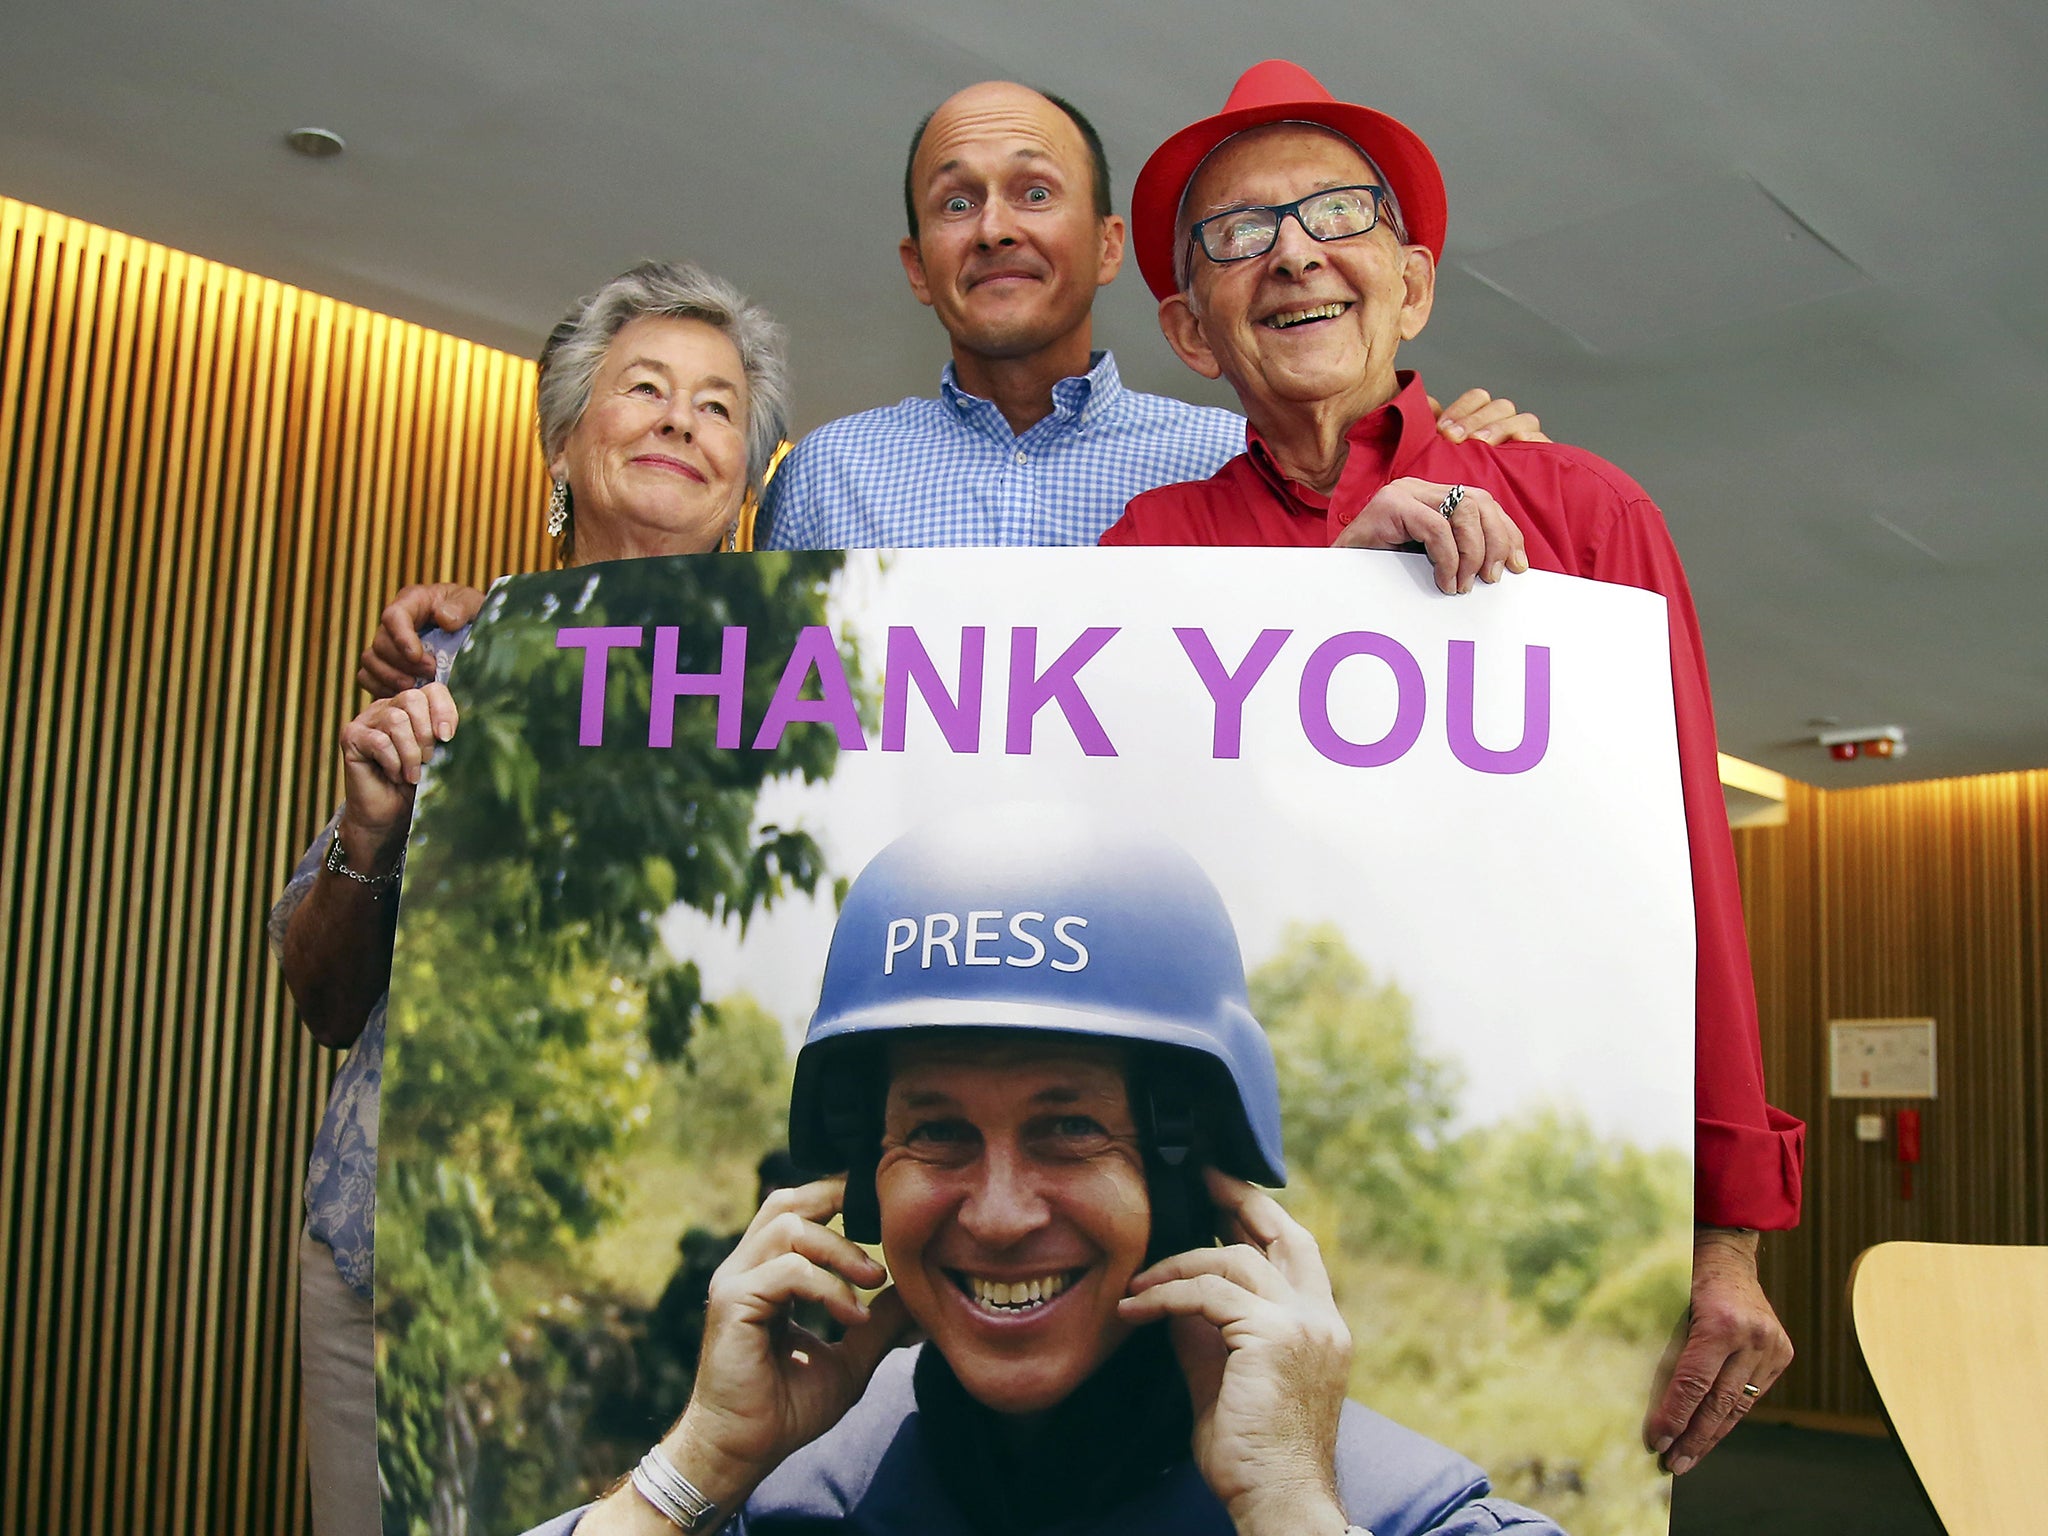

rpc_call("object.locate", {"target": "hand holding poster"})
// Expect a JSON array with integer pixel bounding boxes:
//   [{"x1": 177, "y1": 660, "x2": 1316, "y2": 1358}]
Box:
[{"x1": 378, "y1": 547, "x2": 1694, "y2": 1536}]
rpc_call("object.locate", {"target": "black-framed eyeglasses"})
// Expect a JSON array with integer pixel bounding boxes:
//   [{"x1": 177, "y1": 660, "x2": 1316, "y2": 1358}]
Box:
[{"x1": 1187, "y1": 185, "x2": 1389, "y2": 266}]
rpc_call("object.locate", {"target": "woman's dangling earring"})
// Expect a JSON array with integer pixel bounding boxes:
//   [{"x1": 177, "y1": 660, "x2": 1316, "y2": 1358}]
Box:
[{"x1": 546, "y1": 479, "x2": 569, "y2": 538}]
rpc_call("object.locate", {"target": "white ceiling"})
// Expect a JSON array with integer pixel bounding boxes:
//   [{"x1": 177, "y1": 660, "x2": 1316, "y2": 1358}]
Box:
[{"x1": 6, "y1": 0, "x2": 2044, "y2": 786}]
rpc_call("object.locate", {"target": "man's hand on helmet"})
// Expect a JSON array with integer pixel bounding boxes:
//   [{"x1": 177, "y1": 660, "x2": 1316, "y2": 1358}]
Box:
[
  {"x1": 1119, "y1": 1168, "x2": 1355, "y2": 1536},
  {"x1": 587, "y1": 1177, "x2": 914, "y2": 1533}
]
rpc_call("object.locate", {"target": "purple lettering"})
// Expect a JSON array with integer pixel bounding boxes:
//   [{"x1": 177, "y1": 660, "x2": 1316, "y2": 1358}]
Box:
[
  {"x1": 556, "y1": 626, "x2": 644, "y2": 747},
  {"x1": 753, "y1": 625, "x2": 868, "y2": 752},
  {"x1": 1298, "y1": 632, "x2": 1426, "y2": 768},
  {"x1": 1175, "y1": 627, "x2": 1291, "y2": 759},
  {"x1": 651, "y1": 625, "x2": 748, "y2": 750},
  {"x1": 1446, "y1": 641, "x2": 1551, "y2": 774},
  {"x1": 1005, "y1": 627, "x2": 1119, "y2": 757},
  {"x1": 883, "y1": 626, "x2": 985, "y2": 753}
]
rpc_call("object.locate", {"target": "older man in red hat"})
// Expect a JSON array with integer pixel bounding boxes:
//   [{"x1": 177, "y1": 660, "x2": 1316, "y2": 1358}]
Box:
[{"x1": 1104, "y1": 60, "x2": 1804, "y2": 1476}]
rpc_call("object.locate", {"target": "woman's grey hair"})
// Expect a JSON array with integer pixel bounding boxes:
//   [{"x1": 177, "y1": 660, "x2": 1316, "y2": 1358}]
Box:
[{"x1": 537, "y1": 260, "x2": 790, "y2": 494}]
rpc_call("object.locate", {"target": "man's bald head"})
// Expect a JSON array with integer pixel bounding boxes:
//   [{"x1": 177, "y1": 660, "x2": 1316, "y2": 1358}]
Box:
[{"x1": 903, "y1": 82, "x2": 1112, "y2": 239}]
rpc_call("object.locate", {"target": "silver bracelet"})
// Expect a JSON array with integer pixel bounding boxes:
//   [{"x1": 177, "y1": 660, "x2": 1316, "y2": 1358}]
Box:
[
  {"x1": 630, "y1": 1445, "x2": 721, "y2": 1531},
  {"x1": 323, "y1": 830, "x2": 403, "y2": 892}
]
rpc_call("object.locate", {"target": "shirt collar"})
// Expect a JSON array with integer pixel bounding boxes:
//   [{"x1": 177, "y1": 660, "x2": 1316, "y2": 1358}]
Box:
[
  {"x1": 1244, "y1": 370, "x2": 1434, "y2": 514},
  {"x1": 938, "y1": 350, "x2": 1124, "y2": 438}
]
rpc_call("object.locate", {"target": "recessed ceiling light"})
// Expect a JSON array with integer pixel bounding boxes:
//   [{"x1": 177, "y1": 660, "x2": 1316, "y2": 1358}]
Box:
[{"x1": 286, "y1": 127, "x2": 346, "y2": 159}]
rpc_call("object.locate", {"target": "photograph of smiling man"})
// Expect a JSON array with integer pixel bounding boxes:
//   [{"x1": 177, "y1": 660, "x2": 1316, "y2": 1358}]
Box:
[{"x1": 375, "y1": 546, "x2": 1697, "y2": 1536}]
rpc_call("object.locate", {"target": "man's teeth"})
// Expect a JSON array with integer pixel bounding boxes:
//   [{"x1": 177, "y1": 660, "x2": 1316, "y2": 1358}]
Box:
[
  {"x1": 1266, "y1": 302, "x2": 1349, "y2": 329},
  {"x1": 968, "y1": 1272, "x2": 1073, "y2": 1310}
]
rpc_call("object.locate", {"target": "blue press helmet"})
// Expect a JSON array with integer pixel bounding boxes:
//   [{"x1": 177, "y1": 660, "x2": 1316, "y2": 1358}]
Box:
[{"x1": 789, "y1": 803, "x2": 1285, "y2": 1239}]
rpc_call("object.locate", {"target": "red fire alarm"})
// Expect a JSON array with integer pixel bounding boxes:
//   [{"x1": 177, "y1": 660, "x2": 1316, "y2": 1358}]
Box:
[
  {"x1": 1896, "y1": 1108, "x2": 1921, "y2": 1199},
  {"x1": 1818, "y1": 726, "x2": 1907, "y2": 762}
]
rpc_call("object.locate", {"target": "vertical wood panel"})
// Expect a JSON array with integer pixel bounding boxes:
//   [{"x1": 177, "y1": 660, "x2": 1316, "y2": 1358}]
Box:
[
  {"x1": 0, "y1": 195, "x2": 550, "y2": 1536},
  {"x1": 1736, "y1": 770, "x2": 2048, "y2": 1419}
]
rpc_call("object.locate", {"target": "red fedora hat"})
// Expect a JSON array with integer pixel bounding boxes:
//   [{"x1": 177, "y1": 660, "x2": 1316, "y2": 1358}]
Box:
[{"x1": 1131, "y1": 59, "x2": 1447, "y2": 300}]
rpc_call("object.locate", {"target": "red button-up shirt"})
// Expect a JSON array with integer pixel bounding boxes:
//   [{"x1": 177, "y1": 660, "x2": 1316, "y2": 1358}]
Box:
[{"x1": 1104, "y1": 372, "x2": 1804, "y2": 1229}]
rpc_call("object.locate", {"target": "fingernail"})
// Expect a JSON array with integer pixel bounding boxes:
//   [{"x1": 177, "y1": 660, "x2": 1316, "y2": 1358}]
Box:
[
  {"x1": 1442, "y1": 422, "x2": 1465, "y2": 441},
  {"x1": 437, "y1": 721, "x2": 454, "y2": 742},
  {"x1": 1652, "y1": 1435, "x2": 1674, "y2": 1456},
  {"x1": 1475, "y1": 427, "x2": 1498, "y2": 443},
  {"x1": 1486, "y1": 562, "x2": 1504, "y2": 583},
  {"x1": 1668, "y1": 1455, "x2": 1694, "y2": 1476}
]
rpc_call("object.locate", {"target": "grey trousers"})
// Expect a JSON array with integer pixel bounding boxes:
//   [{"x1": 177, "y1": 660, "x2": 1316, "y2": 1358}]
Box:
[{"x1": 299, "y1": 1225, "x2": 380, "y2": 1536}]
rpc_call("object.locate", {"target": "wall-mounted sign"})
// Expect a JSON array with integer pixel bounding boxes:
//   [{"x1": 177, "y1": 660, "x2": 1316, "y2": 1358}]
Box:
[{"x1": 1829, "y1": 1017, "x2": 1937, "y2": 1099}]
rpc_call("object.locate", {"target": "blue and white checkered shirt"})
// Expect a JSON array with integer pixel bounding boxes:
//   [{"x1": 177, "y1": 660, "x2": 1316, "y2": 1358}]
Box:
[{"x1": 762, "y1": 351, "x2": 1245, "y2": 549}]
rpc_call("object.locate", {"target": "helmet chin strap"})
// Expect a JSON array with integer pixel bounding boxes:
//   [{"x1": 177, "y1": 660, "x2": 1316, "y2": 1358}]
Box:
[
  {"x1": 822, "y1": 1060, "x2": 885, "y2": 1244},
  {"x1": 1138, "y1": 1066, "x2": 1212, "y2": 1264}
]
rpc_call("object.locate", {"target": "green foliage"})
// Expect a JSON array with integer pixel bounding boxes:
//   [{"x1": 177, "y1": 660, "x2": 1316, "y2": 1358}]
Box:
[
  {"x1": 1249, "y1": 924, "x2": 1691, "y2": 1338},
  {"x1": 1250, "y1": 927, "x2": 1693, "y2": 1532},
  {"x1": 580, "y1": 1001, "x2": 795, "y2": 1302},
  {"x1": 1251, "y1": 923, "x2": 1462, "y2": 1256},
  {"x1": 1577, "y1": 1227, "x2": 1695, "y2": 1346},
  {"x1": 377, "y1": 554, "x2": 852, "y2": 1532},
  {"x1": 661, "y1": 992, "x2": 793, "y2": 1161},
  {"x1": 1458, "y1": 1109, "x2": 1691, "y2": 1329},
  {"x1": 407, "y1": 553, "x2": 856, "y2": 951}
]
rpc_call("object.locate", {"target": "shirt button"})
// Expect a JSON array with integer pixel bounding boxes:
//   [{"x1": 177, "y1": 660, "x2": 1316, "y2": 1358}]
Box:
[{"x1": 1014, "y1": 450, "x2": 1027, "y2": 464}]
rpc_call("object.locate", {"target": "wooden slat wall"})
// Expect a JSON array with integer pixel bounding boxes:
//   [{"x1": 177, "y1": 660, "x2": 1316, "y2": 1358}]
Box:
[
  {"x1": 0, "y1": 196, "x2": 550, "y2": 1536},
  {"x1": 1735, "y1": 770, "x2": 2048, "y2": 1419}
]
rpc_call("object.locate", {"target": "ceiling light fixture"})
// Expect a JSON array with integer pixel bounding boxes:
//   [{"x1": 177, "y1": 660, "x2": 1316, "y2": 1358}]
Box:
[
  {"x1": 1816, "y1": 725, "x2": 1907, "y2": 762},
  {"x1": 285, "y1": 127, "x2": 346, "y2": 159}
]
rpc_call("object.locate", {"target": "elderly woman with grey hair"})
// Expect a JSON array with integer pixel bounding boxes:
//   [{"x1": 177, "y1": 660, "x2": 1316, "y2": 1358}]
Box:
[{"x1": 270, "y1": 259, "x2": 789, "y2": 1536}]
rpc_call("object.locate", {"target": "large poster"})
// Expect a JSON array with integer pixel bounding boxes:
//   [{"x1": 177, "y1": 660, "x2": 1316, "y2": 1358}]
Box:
[{"x1": 377, "y1": 548, "x2": 1694, "y2": 1536}]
